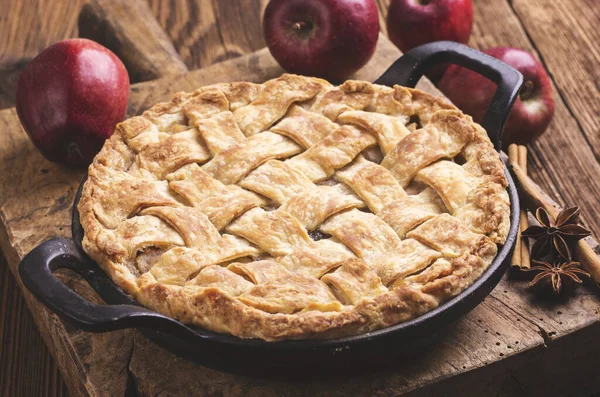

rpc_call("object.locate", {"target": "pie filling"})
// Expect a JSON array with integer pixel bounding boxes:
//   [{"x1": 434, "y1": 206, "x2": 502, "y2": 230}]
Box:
[{"x1": 79, "y1": 74, "x2": 510, "y2": 341}]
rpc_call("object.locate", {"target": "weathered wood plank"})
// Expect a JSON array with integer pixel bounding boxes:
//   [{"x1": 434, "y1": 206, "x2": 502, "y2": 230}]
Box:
[
  {"x1": 403, "y1": 320, "x2": 600, "y2": 397},
  {"x1": 0, "y1": 255, "x2": 67, "y2": 397},
  {"x1": 0, "y1": 0, "x2": 84, "y2": 61},
  {"x1": 510, "y1": 0, "x2": 600, "y2": 162},
  {"x1": 146, "y1": 0, "x2": 269, "y2": 69},
  {"x1": 0, "y1": 0, "x2": 86, "y2": 110},
  {"x1": 78, "y1": 0, "x2": 189, "y2": 83}
]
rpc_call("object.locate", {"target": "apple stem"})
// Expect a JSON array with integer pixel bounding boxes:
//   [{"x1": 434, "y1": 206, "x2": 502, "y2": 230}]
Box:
[
  {"x1": 290, "y1": 20, "x2": 315, "y2": 39},
  {"x1": 292, "y1": 21, "x2": 306, "y2": 31},
  {"x1": 291, "y1": 20, "x2": 313, "y2": 33},
  {"x1": 520, "y1": 80, "x2": 535, "y2": 101}
]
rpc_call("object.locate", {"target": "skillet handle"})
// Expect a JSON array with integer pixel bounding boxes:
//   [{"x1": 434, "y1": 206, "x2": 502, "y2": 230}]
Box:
[
  {"x1": 19, "y1": 238, "x2": 191, "y2": 335},
  {"x1": 374, "y1": 41, "x2": 523, "y2": 150}
]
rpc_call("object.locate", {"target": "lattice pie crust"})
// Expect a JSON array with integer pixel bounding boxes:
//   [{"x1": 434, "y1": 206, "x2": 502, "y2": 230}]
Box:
[{"x1": 79, "y1": 74, "x2": 510, "y2": 341}]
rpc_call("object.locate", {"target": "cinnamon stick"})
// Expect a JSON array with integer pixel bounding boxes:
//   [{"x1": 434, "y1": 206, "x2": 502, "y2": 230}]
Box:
[
  {"x1": 508, "y1": 145, "x2": 522, "y2": 267},
  {"x1": 511, "y1": 163, "x2": 600, "y2": 285},
  {"x1": 518, "y1": 146, "x2": 530, "y2": 269},
  {"x1": 518, "y1": 146, "x2": 528, "y2": 174},
  {"x1": 521, "y1": 233, "x2": 531, "y2": 269},
  {"x1": 508, "y1": 145, "x2": 530, "y2": 269},
  {"x1": 510, "y1": 163, "x2": 562, "y2": 218}
]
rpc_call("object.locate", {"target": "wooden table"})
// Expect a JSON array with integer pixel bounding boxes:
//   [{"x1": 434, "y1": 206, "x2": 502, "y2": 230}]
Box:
[{"x1": 1, "y1": 0, "x2": 600, "y2": 396}]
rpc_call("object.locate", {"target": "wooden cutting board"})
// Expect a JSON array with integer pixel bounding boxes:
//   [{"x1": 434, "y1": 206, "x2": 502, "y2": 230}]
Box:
[{"x1": 2, "y1": 3, "x2": 600, "y2": 396}]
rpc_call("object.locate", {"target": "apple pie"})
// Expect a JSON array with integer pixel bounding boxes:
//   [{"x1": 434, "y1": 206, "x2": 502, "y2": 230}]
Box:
[{"x1": 78, "y1": 74, "x2": 510, "y2": 341}]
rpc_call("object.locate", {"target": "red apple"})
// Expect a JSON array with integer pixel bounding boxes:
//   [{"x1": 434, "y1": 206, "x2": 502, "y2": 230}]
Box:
[
  {"x1": 386, "y1": 0, "x2": 473, "y2": 53},
  {"x1": 16, "y1": 39, "x2": 130, "y2": 168},
  {"x1": 263, "y1": 0, "x2": 379, "y2": 81},
  {"x1": 438, "y1": 47, "x2": 555, "y2": 148}
]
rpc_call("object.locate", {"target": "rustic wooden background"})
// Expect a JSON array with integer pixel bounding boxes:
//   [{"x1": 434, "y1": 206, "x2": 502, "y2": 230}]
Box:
[{"x1": 1, "y1": 0, "x2": 599, "y2": 395}]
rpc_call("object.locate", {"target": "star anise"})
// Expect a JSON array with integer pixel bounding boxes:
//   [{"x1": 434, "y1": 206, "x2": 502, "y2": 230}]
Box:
[
  {"x1": 528, "y1": 259, "x2": 590, "y2": 294},
  {"x1": 522, "y1": 206, "x2": 591, "y2": 260}
]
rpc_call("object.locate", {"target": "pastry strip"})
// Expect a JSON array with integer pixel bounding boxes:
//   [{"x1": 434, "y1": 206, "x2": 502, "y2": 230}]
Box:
[
  {"x1": 194, "y1": 111, "x2": 247, "y2": 155},
  {"x1": 415, "y1": 160, "x2": 480, "y2": 212},
  {"x1": 270, "y1": 105, "x2": 337, "y2": 148},
  {"x1": 321, "y1": 258, "x2": 388, "y2": 305},
  {"x1": 148, "y1": 235, "x2": 261, "y2": 286},
  {"x1": 311, "y1": 80, "x2": 375, "y2": 120},
  {"x1": 234, "y1": 74, "x2": 328, "y2": 136},
  {"x1": 369, "y1": 86, "x2": 413, "y2": 121},
  {"x1": 335, "y1": 155, "x2": 407, "y2": 213},
  {"x1": 237, "y1": 274, "x2": 342, "y2": 314},
  {"x1": 203, "y1": 131, "x2": 302, "y2": 184},
  {"x1": 370, "y1": 239, "x2": 442, "y2": 285},
  {"x1": 149, "y1": 247, "x2": 220, "y2": 286},
  {"x1": 320, "y1": 209, "x2": 402, "y2": 263},
  {"x1": 240, "y1": 160, "x2": 314, "y2": 205},
  {"x1": 379, "y1": 188, "x2": 445, "y2": 238},
  {"x1": 279, "y1": 185, "x2": 364, "y2": 230},
  {"x1": 194, "y1": 187, "x2": 266, "y2": 231},
  {"x1": 337, "y1": 111, "x2": 412, "y2": 154},
  {"x1": 219, "y1": 82, "x2": 263, "y2": 111},
  {"x1": 453, "y1": 182, "x2": 511, "y2": 243},
  {"x1": 118, "y1": 117, "x2": 160, "y2": 152},
  {"x1": 228, "y1": 260, "x2": 291, "y2": 284},
  {"x1": 407, "y1": 213, "x2": 488, "y2": 257},
  {"x1": 92, "y1": 179, "x2": 179, "y2": 228},
  {"x1": 226, "y1": 208, "x2": 312, "y2": 256},
  {"x1": 143, "y1": 105, "x2": 187, "y2": 132},
  {"x1": 96, "y1": 215, "x2": 184, "y2": 263},
  {"x1": 140, "y1": 206, "x2": 221, "y2": 247},
  {"x1": 136, "y1": 128, "x2": 211, "y2": 178},
  {"x1": 286, "y1": 125, "x2": 377, "y2": 182},
  {"x1": 188, "y1": 264, "x2": 255, "y2": 296},
  {"x1": 167, "y1": 164, "x2": 265, "y2": 230},
  {"x1": 276, "y1": 239, "x2": 355, "y2": 278},
  {"x1": 381, "y1": 110, "x2": 474, "y2": 187},
  {"x1": 182, "y1": 89, "x2": 230, "y2": 123}
]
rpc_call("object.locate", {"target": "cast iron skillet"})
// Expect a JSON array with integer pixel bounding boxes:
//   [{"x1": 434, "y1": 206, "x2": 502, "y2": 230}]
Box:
[{"x1": 19, "y1": 41, "x2": 522, "y2": 376}]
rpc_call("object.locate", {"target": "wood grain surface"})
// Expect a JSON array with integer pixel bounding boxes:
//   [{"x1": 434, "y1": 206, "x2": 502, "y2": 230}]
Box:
[
  {"x1": 79, "y1": 0, "x2": 189, "y2": 82},
  {"x1": 147, "y1": 0, "x2": 270, "y2": 69},
  {"x1": 0, "y1": 254, "x2": 68, "y2": 397},
  {"x1": 510, "y1": 0, "x2": 600, "y2": 160},
  {"x1": 1, "y1": 0, "x2": 600, "y2": 396},
  {"x1": 0, "y1": 0, "x2": 86, "y2": 109}
]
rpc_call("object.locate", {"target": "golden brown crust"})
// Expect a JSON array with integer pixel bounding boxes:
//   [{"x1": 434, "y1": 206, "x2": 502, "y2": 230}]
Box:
[{"x1": 79, "y1": 74, "x2": 509, "y2": 341}]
